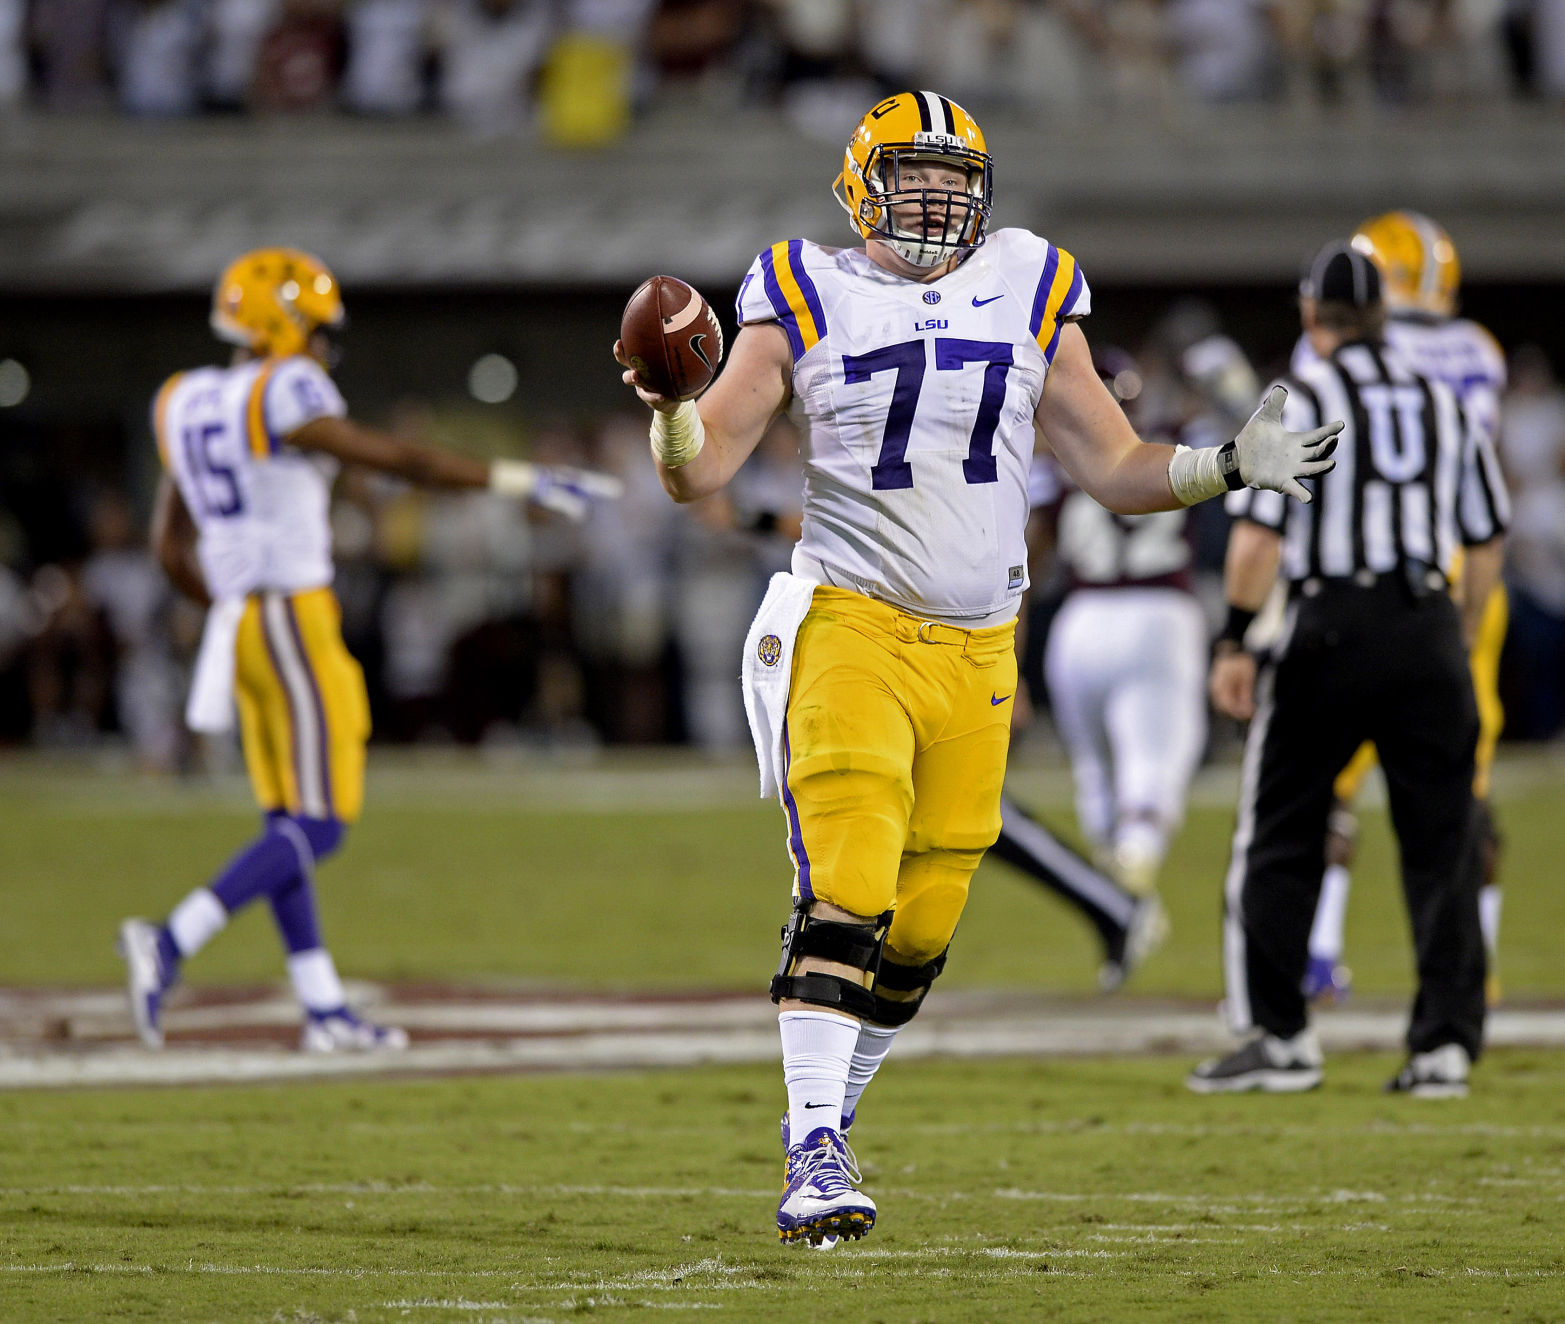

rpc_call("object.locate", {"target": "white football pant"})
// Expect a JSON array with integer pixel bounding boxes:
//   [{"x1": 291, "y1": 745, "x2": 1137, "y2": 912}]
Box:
[{"x1": 1044, "y1": 588, "x2": 1208, "y2": 866}]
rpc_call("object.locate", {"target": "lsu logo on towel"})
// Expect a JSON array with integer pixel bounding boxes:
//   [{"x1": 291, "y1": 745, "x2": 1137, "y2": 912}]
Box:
[{"x1": 757, "y1": 634, "x2": 783, "y2": 667}]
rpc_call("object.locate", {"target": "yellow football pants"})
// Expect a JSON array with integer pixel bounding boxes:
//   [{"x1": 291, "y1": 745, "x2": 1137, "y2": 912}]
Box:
[
  {"x1": 1333, "y1": 584, "x2": 1507, "y2": 803},
  {"x1": 235, "y1": 587, "x2": 371, "y2": 823},
  {"x1": 780, "y1": 587, "x2": 1018, "y2": 965}
]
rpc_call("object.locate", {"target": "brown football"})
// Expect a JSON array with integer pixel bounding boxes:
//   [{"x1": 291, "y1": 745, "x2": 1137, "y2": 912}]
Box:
[{"x1": 620, "y1": 275, "x2": 724, "y2": 400}]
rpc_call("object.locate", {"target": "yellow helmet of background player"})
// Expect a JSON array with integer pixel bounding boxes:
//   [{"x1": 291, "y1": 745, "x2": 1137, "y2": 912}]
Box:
[
  {"x1": 210, "y1": 248, "x2": 345, "y2": 359},
  {"x1": 833, "y1": 90, "x2": 993, "y2": 269},
  {"x1": 1350, "y1": 211, "x2": 1460, "y2": 318}
]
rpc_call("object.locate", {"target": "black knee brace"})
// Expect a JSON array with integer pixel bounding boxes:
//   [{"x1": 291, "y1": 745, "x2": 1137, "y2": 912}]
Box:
[
  {"x1": 769, "y1": 901, "x2": 891, "y2": 1019},
  {"x1": 868, "y1": 948, "x2": 949, "y2": 1026}
]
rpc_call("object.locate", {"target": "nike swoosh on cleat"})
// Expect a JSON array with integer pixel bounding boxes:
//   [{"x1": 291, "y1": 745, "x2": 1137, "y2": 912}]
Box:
[
  {"x1": 972, "y1": 294, "x2": 1004, "y2": 307},
  {"x1": 991, "y1": 693, "x2": 1011, "y2": 705}
]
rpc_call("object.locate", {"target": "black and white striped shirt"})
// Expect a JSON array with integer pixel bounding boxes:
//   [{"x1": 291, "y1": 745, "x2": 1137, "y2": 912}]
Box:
[{"x1": 1227, "y1": 339, "x2": 1509, "y2": 583}]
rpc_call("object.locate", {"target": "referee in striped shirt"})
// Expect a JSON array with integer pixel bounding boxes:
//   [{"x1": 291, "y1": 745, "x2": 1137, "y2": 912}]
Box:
[{"x1": 1189, "y1": 241, "x2": 1510, "y2": 1099}]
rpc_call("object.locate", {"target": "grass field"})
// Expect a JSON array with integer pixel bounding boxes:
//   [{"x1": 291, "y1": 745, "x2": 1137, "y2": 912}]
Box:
[
  {"x1": 6, "y1": 748, "x2": 1565, "y2": 998},
  {"x1": 4, "y1": 749, "x2": 1565, "y2": 1321},
  {"x1": 6, "y1": 1058, "x2": 1565, "y2": 1321}
]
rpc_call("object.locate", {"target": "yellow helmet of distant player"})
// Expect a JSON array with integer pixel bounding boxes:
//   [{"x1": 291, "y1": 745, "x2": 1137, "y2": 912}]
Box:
[
  {"x1": 1350, "y1": 211, "x2": 1460, "y2": 318},
  {"x1": 210, "y1": 248, "x2": 345, "y2": 359},
  {"x1": 833, "y1": 90, "x2": 993, "y2": 269}
]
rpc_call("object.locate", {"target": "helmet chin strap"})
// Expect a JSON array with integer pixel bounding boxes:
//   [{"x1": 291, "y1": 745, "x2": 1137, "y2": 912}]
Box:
[{"x1": 888, "y1": 234, "x2": 958, "y2": 268}]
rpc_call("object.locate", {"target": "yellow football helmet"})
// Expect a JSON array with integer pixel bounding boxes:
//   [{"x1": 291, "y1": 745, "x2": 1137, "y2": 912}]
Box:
[
  {"x1": 833, "y1": 90, "x2": 993, "y2": 269},
  {"x1": 210, "y1": 247, "x2": 345, "y2": 359},
  {"x1": 1350, "y1": 211, "x2": 1460, "y2": 318}
]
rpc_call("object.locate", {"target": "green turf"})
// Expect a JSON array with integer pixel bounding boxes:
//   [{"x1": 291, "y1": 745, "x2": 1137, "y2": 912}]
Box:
[
  {"x1": 4, "y1": 1055, "x2": 1565, "y2": 1322},
  {"x1": 5, "y1": 752, "x2": 1565, "y2": 1320},
  {"x1": 3, "y1": 753, "x2": 1564, "y2": 998}
]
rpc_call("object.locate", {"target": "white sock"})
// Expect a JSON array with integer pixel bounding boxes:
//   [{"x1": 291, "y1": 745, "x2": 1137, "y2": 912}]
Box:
[
  {"x1": 780, "y1": 1009, "x2": 859, "y2": 1148},
  {"x1": 841, "y1": 1021, "x2": 900, "y2": 1123},
  {"x1": 1479, "y1": 884, "x2": 1502, "y2": 957},
  {"x1": 167, "y1": 888, "x2": 228, "y2": 958},
  {"x1": 1309, "y1": 865, "x2": 1351, "y2": 960},
  {"x1": 287, "y1": 948, "x2": 347, "y2": 1014}
]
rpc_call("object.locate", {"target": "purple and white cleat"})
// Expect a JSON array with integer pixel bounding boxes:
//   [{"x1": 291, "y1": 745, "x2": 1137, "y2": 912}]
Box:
[
  {"x1": 301, "y1": 1007, "x2": 410, "y2": 1054},
  {"x1": 777, "y1": 1126, "x2": 875, "y2": 1248},
  {"x1": 1303, "y1": 955, "x2": 1352, "y2": 1004},
  {"x1": 117, "y1": 918, "x2": 176, "y2": 1049}
]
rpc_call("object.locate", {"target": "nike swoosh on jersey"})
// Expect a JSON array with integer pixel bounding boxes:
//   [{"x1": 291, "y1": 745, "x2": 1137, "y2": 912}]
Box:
[
  {"x1": 991, "y1": 692, "x2": 1011, "y2": 705},
  {"x1": 972, "y1": 295, "x2": 1004, "y2": 307}
]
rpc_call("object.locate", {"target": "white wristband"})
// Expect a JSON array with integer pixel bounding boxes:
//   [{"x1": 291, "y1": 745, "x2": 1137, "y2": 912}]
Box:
[
  {"x1": 1167, "y1": 443, "x2": 1226, "y2": 507},
  {"x1": 650, "y1": 401, "x2": 706, "y2": 469},
  {"x1": 489, "y1": 459, "x2": 539, "y2": 497}
]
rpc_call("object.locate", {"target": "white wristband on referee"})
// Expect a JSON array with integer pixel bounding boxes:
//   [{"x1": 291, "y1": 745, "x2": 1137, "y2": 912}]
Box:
[
  {"x1": 1167, "y1": 442, "x2": 1242, "y2": 507},
  {"x1": 489, "y1": 459, "x2": 539, "y2": 497},
  {"x1": 650, "y1": 400, "x2": 706, "y2": 469}
]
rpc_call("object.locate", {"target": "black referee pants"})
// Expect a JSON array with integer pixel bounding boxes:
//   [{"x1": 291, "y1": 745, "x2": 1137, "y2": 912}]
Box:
[{"x1": 1225, "y1": 580, "x2": 1486, "y2": 1060}]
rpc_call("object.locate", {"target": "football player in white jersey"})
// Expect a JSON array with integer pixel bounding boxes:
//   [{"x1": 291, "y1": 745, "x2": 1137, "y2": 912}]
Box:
[
  {"x1": 996, "y1": 349, "x2": 1206, "y2": 987},
  {"x1": 1293, "y1": 212, "x2": 1510, "y2": 1006},
  {"x1": 616, "y1": 90, "x2": 1340, "y2": 1247},
  {"x1": 118, "y1": 247, "x2": 620, "y2": 1053}
]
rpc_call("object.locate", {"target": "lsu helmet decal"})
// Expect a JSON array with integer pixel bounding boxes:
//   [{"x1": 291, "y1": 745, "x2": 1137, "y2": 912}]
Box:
[
  {"x1": 833, "y1": 90, "x2": 993, "y2": 269},
  {"x1": 211, "y1": 248, "x2": 346, "y2": 360},
  {"x1": 1351, "y1": 211, "x2": 1460, "y2": 319}
]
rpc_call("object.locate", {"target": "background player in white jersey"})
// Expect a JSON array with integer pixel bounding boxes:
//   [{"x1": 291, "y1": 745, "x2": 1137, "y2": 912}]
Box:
[
  {"x1": 615, "y1": 90, "x2": 1340, "y2": 1247},
  {"x1": 1293, "y1": 212, "x2": 1510, "y2": 1006},
  {"x1": 118, "y1": 247, "x2": 620, "y2": 1053},
  {"x1": 993, "y1": 349, "x2": 1203, "y2": 989}
]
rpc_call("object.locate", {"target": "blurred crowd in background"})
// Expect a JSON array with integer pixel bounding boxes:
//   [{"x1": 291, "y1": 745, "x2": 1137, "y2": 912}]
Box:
[
  {"x1": 0, "y1": 0, "x2": 1563, "y2": 142},
  {"x1": 3, "y1": 302, "x2": 1563, "y2": 768}
]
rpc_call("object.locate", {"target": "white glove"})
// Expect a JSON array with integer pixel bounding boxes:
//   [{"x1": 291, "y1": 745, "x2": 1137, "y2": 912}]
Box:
[
  {"x1": 1233, "y1": 385, "x2": 1342, "y2": 504},
  {"x1": 490, "y1": 460, "x2": 625, "y2": 522}
]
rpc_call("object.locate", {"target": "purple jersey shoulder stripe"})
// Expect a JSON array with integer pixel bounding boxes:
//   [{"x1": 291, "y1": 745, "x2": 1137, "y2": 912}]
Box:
[
  {"x1": 261, "y1": 363, "x2": 284, "y2": 454},
  {"x1": 1060, "y1": 263, "x2": 1084, "y2": 321},
  {"x1": 779, "y1": 719, "x2": 812, "y2": 900},
  {"x1": 1042, "y1": 316, "x2": 1066, "y2": 366},
  {"x1": 1028, "y1": 245, "x2": 1061, "y2": 340},
  {"x1": 786, "y1": 239, "x2": 829, "y2": 343},
  {"x1": 759, "y1": 247, "x2": 806, "y2": 361}
]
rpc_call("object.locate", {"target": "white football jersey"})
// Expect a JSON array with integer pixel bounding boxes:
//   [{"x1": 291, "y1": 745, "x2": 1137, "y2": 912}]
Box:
[
  {"x1": 154, "y1": 355, "x2": 347, "y2": 601},
  {"x1": 737, "y1": 228, "x2": 1091, "y2": 625}
]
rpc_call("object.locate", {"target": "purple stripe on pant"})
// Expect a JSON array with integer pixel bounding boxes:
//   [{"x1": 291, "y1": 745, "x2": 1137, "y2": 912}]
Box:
[{"x1": 779, "y1": 719, "x2": 813, "y2": 900}]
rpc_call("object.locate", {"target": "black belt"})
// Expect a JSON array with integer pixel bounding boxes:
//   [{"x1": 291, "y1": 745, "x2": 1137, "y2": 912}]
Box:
[{"x1": 1290, "y1": 562, "x2": 1448, "y2": 601}]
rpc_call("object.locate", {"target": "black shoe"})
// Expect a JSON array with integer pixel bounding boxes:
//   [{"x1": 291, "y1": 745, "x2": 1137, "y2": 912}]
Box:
[
  {"x1": 1385, "y1": 1044, "x2": 1470, "y2": 1099},
  {"x1": 1187, "y1": 1032, "x2": 1323, "y2": 1094}
]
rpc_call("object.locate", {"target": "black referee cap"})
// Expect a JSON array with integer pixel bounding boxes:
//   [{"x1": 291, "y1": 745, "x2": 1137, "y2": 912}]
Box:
[{"x1": 1301, "y1": 240, "x2": 1382, "y2": 307}]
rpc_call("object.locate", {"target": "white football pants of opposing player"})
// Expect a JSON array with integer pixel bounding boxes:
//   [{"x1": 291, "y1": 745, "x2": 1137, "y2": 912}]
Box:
[{"x1": 1044, "y1": 587, "x2": 1208, "y2": 890}]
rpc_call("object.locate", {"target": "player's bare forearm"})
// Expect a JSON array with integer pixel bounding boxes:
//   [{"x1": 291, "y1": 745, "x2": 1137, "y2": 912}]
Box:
[
  {"x1": 149, "y1": 477, "x2": 210, "y2": 606},
  {"x1": 289, "y1": 416, "x2": 491, "y2": 488},
  {"x1": 652, "y1": 421, "x2": 753, "y2": 503},
  {"x1": 1034, "y1": 324, "x2": 1183, "y2": 514},
  {"x1": 1459, "y1": 537, "x2": 1504, "y2": 648},
  {"x1": 1224, "y1": 520, "x2": 1282, "y2": 610}
]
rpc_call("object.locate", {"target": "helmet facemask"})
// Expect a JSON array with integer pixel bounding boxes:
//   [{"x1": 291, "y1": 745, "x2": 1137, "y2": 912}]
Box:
[{"x1": 848, "y1": 140, "x2": 993, "y2": 269}]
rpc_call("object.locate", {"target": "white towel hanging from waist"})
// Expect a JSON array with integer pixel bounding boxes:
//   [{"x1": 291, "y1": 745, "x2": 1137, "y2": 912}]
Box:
[{"x1": 741, "y1": 572, "x2": 818, "y2": 800}]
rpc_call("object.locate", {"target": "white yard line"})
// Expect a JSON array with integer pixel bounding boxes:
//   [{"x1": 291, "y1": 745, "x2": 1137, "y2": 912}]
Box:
[{"x1": 5, "y1": 995, "x2": 1565, "y2": 1090}]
